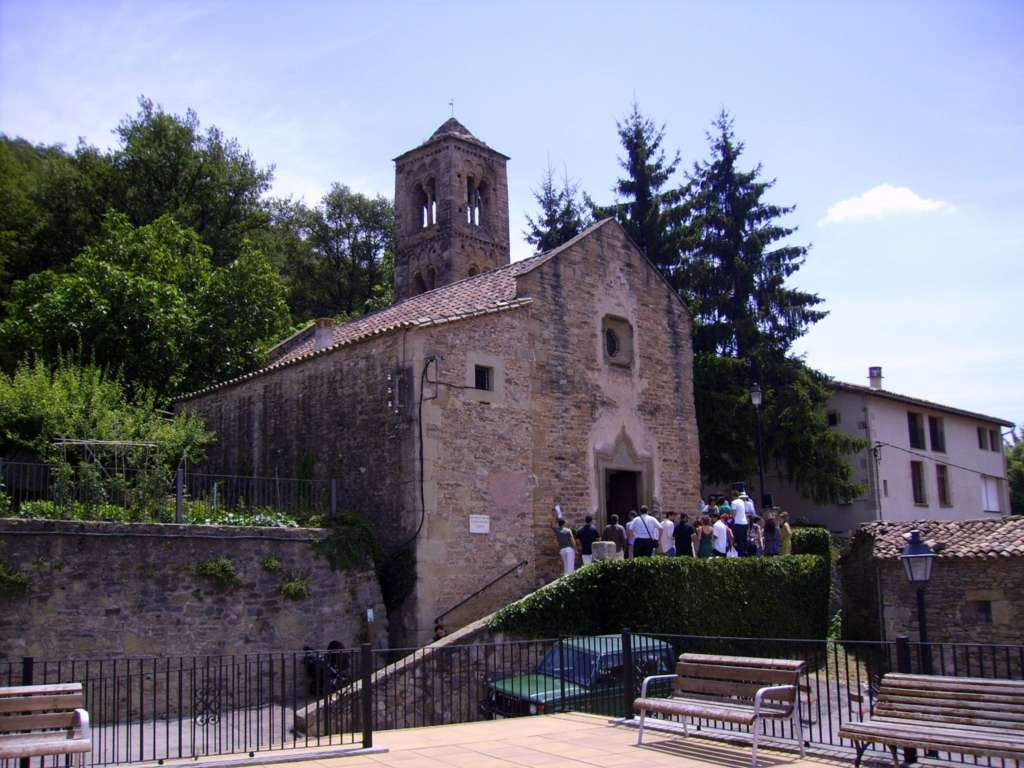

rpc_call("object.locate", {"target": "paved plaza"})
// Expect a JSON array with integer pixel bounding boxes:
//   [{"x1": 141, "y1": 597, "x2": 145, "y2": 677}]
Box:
[{"x1": 274, "y1": 714, "x2": 835, "y2": 768}]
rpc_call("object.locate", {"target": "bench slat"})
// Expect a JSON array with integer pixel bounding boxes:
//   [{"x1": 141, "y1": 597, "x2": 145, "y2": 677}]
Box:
[
  {"x1": 864, "y1": 717, "x2": 1024, "y2": 742},
  {"x1": 877, "y1": 697, "x2": 1024, "y2": 719},
  {"x1": 0, "y1": 735, "x2": 91, "y2": 759},
  {"x1": 841, "y1": 720, "x2": 1024, "y2": 754},
  {"x1": 884, "y1": 674, "x2": 1024, "y2": 696},
  {"x1": 673, "y1": 676, "x2": 795, "y2": 702},
  {"x1": 680, "y1": 653, "x2": 805, "y2": 672},
  {"x1": 634, "y1": 696, "x2": 790, "y2": 726},
  {"x1": 0, "y1": 713, "x2": 78, "y2": 733},
  {"x1": 0, "y1": 685, "x2": 82, "y2": 698},
  {"x1": 873, "y1": 707, "x2": 1024, "y2": 730},
  {"x1": 0, "y1": 694, "x2": 83, "y2": 714},
  {"x1": 876, "y1": 692, "x2": 1024, "y2": 708},
  {"x1": 676, "y1": 661, "x2": 799, "y2": 686}
]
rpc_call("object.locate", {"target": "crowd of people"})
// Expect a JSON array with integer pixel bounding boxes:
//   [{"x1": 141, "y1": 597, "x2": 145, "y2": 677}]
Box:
[{"x1": 552, "y1": 492, "x2": 794, "y2": 576}]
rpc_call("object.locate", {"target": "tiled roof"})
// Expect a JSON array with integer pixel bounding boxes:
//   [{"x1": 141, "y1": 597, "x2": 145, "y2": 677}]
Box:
[
  {"x1": 831, "y1": 381, "x2": 1013, "y2": 427},
  {"x1": 394, "y1": 117, "x2": 509, "y2": 160},
  {"x1": 174, "y1": 219, "x2": 614, "y2": 402},
  {"x1": 856, "y1": 518, "x2": 1024, "y2": 560}
]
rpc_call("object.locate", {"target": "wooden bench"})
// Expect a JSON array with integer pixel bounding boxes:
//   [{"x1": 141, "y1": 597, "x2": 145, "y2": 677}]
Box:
[
  {"x1": 839, "y1": 672, "x2": 1024, "y2": 767},
  {"x1": 633, "y1": 653, "x2": 805, "y2": 768},
  {"x1": 0, "y1": 683, "x2": 91, "y2": 764}
]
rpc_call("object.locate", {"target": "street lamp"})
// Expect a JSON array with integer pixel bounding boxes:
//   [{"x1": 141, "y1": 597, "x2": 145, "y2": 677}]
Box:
[
  {"x1": 750, "y1": 383, "x2": 768, "y2": 511},
  {"x1": 900, "y1": 529, "x2": 936, "y2": 674}
]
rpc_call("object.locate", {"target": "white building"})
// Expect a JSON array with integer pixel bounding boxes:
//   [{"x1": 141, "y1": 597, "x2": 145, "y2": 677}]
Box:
[{"x1": 769, "y1": 367, "x2": 1013, "y2": 534}]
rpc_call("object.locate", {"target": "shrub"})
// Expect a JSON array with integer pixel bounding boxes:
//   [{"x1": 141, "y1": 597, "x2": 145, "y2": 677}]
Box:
[
  {"x1": 313, "y1": 514, "x2": 378, "y2": 571},
  {"x1": 791, "y1": 526, "x2": 832, "y2": 560},
  {"x1": 0, "y1": 562, "x2": 29, "y2": 598},
  {"x1": 279, "y1": 574, "x2": 309, "y2": 601},
  {"x1": 260, "y1": 556, "x2": 282, "y2": 574},
  {"x1": 17, "y1": 499, "x2": 137, "y2": 522},
  {"x1": 489, "y1": 555, "x2": 829, "y2": 639},
  {"x1": 194, "y1": 557, "x2": 241, "y2": 591}
]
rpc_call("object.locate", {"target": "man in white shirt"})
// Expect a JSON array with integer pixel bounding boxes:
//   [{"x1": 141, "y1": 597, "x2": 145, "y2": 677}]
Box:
[
  {"x1": 712, "y1": 511, "x2": 734, "y2": 556},
  {"x1": 629, "y1": 505, "x2": 662, "y2": 557},
  {"x1": 658, "y1": 512, "x2": 676, "y2": 555},
  {"x1": 731, "y1": 491, "x2": 749, "y2": 555}
]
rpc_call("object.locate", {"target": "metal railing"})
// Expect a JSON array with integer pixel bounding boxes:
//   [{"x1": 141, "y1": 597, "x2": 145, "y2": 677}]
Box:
[
  {"x1": 0, "y1": 461, "x2": 339, "y2": 523},
  {"x1": 3, "y1": 634, "x2": 1022, "y2": 767},
  {"x1": 1, "y1": 647, "x2": 373, "y2": 768}
]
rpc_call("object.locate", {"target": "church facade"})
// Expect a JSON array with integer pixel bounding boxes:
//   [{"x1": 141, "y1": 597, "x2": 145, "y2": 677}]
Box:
[{"x1": 177, "y1": 119, "x2": 700, "y2": 645}]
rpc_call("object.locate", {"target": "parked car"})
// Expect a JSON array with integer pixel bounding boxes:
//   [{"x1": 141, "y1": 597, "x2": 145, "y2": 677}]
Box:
[{"x1": 482, "y1": 634, "x2": 675, "y2": 718}]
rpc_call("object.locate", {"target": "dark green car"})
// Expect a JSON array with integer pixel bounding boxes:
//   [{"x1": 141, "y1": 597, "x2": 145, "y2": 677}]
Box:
[{"x1": 482, "y1": 634, "x2": 675, "y2": 718}]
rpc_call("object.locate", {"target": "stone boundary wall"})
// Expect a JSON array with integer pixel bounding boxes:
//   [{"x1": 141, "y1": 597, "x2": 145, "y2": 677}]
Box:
[
  {"x1": 295, "y1": 613, "x2": 544, "y2": 736},
  {"x1": 0, "y1": 518, "x2": 387, "y2": 662}
]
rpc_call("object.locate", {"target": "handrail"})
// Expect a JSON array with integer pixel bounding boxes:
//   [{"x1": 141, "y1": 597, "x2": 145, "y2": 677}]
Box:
[{"x1": 433, "y1": 559, "x2": 528, "y2": 625}]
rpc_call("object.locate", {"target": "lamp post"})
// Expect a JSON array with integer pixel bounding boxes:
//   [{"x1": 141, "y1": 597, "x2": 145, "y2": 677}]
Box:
[
  {"x1": 899, "y1": 529, "x2": 936, "y2": 674},
  {"x1": 750, "y1": 383, "x2": 768, "y2": 511}
]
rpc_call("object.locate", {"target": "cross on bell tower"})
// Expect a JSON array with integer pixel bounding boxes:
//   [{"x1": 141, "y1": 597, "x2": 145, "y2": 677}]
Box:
[{"x1": 392, "y1": 119, "x2": 511, "y2": 302}]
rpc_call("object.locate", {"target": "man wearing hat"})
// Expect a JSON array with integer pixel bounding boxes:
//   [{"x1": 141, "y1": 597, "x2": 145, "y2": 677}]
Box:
[{"x1": 731, "y1": 489, "x2": 749, "y2": 556}]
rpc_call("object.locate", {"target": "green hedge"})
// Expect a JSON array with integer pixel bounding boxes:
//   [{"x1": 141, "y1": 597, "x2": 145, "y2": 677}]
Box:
[
  {"x1": 791, "y1": 527, "x2": 832, "y2": 560},
  {"x1": 488, "y1": 555, "x2": 830, "y2": 639}
]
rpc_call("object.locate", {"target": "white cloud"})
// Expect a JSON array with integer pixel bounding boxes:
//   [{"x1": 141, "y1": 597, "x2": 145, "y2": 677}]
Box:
[{"x1": 819, "y1": 184, "x2": 955, "y2": 225}]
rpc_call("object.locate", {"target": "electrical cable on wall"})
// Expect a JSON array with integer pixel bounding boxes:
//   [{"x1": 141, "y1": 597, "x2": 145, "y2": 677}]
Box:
[
  {"x1": 392, "y1": 354, "x2": 489, "y2": 552},
  {"x1": 392, "y1": 357, "x2": 435, "y2": 551},
  {"x1": 873, "y1": 440, "x2": 999, "y2": 478}
]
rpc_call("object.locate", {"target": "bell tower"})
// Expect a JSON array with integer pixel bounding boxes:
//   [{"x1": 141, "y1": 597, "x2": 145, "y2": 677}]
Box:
[{"x1": 393, "y1": 119, "x2": 510, "y2": 301}]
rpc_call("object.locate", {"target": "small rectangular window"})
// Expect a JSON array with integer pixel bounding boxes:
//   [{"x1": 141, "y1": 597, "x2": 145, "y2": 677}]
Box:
[
  {"x1": 474, "y1": 365, "x2": 493, "y2": 392},
  {"x1": 936, "y1": 464, "x2": 951, "y2": 507},
  {"x1": 964, "y1": 600, "x2": 993, "y2": 625},
  {"x1": 907, "y1": 413, "x2": 925, "y2": 449},
  {"x1": 827, "y1": 411, "x2": 840, "y2": 427},
  {"x1": 978, "y1": 427, "x2": 988, "y2": 450},
  {"x1": 882, "y1": 479, "x2": 888, "y2": 497},
  {"x1": 989, "y1": 429, "x2": 1000, "y2": 452},
  {"x1": 928, "y1": 416, "x2": 946, "y2": 453},
  {"x1": 911, "y1": 461, "x2": 927, "y2": 505}
]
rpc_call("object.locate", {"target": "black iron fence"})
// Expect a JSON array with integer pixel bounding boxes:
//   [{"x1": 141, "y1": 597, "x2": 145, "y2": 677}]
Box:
[
  {"x1": 0, "y1": 461, "x2": 337, "y2": 523},
  {"x1": 3, "y1": 634, "x2": 1022, "y2": 767}
]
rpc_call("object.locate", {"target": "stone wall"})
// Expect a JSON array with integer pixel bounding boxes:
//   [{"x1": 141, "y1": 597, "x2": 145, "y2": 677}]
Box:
[
  {"x1": 412, "y1": 308, "x2": 539, "y2": 642},
  {"x1": 877, "y1": 558, "x2": 1024, "y2": 648},
  {"x1": 521, "y1": 223, "x2": 701, "y2": 583},
  {"x1": 178, "y1": 330, "x2": 419, "y2": 588},
  {"x1": 0, "y1": 518, "x2": 387, "y2": 661},
  {"x1": 841, "y1": 542, "x2": 1024, "y2": 673},
  {"x1": 295, "y1": 615, "x2": 545, "y2": 736}
]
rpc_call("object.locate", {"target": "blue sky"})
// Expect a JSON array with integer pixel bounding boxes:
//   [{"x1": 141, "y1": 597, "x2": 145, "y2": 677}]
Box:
[{"x1": 1, "y1": 0, "x2": 1021, "y2": 428}]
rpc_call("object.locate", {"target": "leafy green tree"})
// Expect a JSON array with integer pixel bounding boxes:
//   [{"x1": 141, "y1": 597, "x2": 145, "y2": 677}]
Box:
[
  {"x1": 524, "y1": 164, "x2": 592, "y2": 252},
  {"x1": 591, "y1": 102, "x2": 682, "y2": 270},
  {"x1": 1008, "y1": 433, "x2": 1024, "y2": 515},
  {"x1": 0, "y1": 136, "x2": 113, "y2": 296},
  {"x1": 109, "y1": 97, "x2": 273, "y2": 266},
  {"x1": 0, "y1": 212, "x2": 289, "y2": 397},
  {"x1": 277, "y1": 185, "x2": 394, "y2": 321},
  {"x1": 679, "y1": 112, "x2": 862, "y2": 501}
]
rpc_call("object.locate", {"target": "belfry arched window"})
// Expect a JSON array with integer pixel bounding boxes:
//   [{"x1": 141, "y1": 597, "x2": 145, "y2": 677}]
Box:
[
  {"x1": 413, "y1": 271, "x2": 427, "y2": 296},
  {"x1": 425, "y1": 266, "x2": 437, "y2": 290}
]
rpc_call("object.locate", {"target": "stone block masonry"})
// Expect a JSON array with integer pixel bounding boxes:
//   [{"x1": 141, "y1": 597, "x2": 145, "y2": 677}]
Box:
[{"x1": 0, "y1": 519, "x2": 387, "y2": 661}]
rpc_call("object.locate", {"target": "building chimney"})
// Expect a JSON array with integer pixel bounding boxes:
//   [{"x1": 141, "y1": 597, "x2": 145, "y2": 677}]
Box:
[
  {"x1": 314, "y1": 318, "x2": 334, "y2": 353},
  {"x1": 868, "y1": 366, "x2": 883, "y2": 390}
]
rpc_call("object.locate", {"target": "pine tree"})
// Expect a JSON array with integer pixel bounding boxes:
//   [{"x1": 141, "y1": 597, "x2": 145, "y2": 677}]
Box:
[
  {"x1": 524, "y1": 164, "x2": 591, "y2": 253},
  {"x1": 679, "y1": 111, "x2": 863, "y2": 502},
  {"x1": 592, "y1": 102, "x2": 682, "y2": 270}
]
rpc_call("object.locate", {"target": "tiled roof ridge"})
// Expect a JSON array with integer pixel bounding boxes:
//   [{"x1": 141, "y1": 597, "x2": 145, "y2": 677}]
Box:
[{"x1": 831, "y1": 380, "x2": 1013, "y2": 427}]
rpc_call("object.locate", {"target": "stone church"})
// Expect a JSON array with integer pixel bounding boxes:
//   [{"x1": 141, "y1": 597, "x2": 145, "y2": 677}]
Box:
[{"x1": 178, "y1": 119, "x2": 700, "y2": 645}]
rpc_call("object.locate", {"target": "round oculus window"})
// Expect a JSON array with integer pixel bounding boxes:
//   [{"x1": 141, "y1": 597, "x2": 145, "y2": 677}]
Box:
[{"x1": 605, "y1": 328, "x2": 620, "y2": 358}]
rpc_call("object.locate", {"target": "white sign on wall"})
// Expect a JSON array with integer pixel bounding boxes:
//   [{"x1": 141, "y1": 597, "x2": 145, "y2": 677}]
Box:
[{"x1": 469, "y1": 514, "x2": 491, "y2": 534}]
